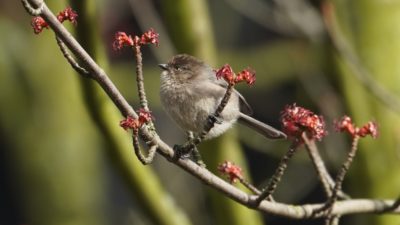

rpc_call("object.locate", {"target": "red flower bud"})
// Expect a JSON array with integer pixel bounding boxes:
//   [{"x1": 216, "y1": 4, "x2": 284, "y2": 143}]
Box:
[
  {"x1": 281, "y1": 103, "x2": 327, "y2": 141},
  {"x1": 140, "y1": 28, "x2": 159, "y2": 46},
  {"x1": 216, "y1": 64, "x2": 235, "y2": 85},
  {"x1": 215, "y1": 65, "x2": 256, "y2": 86},
  {"x1": 57, "y1": 7, "x2": 78, "y2": 25},
  {"x1": 334, "y1": 116, "x2": 378, "y2": 139},
  {"x1": 137, "y1": 108, "x2": 154, "y2": 125},
  {"x1": 120, "y1": 116, "x2": 140, "y2": 131},
  {"x1": 113, "y1": 32, "x2": 134, "y2": 50},
  {"x1": 235, "y1": 68, "x2": 256, "y2": 85},
  {"x1": 217, "y1": 161, "x2": 243, "y2": 183},
  {"x1": 30, "y1": 7, "x2": 78, "y2": 34},
  {"x1": 31, "y1": 16, "x2": 48, "y2": 34}
]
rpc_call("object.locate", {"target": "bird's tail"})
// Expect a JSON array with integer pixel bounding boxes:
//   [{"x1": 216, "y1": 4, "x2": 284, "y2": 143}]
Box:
[{"x1": 238, "y1": 113, "x2": 286, "y2": 139}]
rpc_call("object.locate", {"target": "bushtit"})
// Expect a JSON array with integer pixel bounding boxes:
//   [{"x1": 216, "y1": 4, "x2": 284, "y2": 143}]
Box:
[{"x1": 159, "y1": 54, "x2": 286, "y2": 141}]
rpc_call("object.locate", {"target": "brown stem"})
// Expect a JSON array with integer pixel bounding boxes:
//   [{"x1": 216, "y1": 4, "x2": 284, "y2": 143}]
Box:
[
  {"x1": 191, "y1": 83, "x2": 234, "y2": 146},
  {"x1": 132, "y1": 130, "x2": 157, "y2": 165},
  {"x1": 302, "y1": 133, "x2": 333, "y2": 197},
  {"x1": 302, "y1": 133, "x2": 350, "y2": 200},
  {"x1": 256, "y1": 139, "x2": 301, "y2": 204},
  {"x1": 133, "y1": 45, "x2": 150, "y2": 111},
  {"x1": 323, "y1": 135, "x2": 360, "y2": 220},
  {"x1": 392, "y1": 197, "x2": 400, "y2": 211},
  {"x1": 55, "y1": 36, "x2": 90, "y2": 77},
  {"x1": 325, "y1": 216, "x2": 340, "y2": 225},
  {"x1": 238, "y1": 177, "x2": 261, "y2": 195}
]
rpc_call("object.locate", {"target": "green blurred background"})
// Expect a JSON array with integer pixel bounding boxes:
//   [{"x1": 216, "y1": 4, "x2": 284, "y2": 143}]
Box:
[{"x1": 0, "y1": 0, "x2": 399, "y2": 225}]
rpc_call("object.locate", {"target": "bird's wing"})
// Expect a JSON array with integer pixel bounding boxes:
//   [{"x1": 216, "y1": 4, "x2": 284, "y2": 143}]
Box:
[
  {"x1": 235, "y1": 90, "x2": 253, "y2": 115},
  {"x1": 214, "y1": 79, "x2": 253, "y2": 115}
]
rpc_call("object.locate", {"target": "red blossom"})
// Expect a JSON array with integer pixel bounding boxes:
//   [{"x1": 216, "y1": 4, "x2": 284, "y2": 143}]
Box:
[
  {"x1": 120, "y1": 109, "x2": 153, "y2": 131},
  {"x1": 31, "y1": 16, "x2": 48, "y2": 34},
  {"x1": 140, "y1": 28, "x2": 159, "y2": 46},
  {"x1": 335, "y1": 116, "x2": 378, "y2": 138},
  {"x1": 217, "y1": 161, "x2": 243, "y2": 183},
  {"x1": 358, "y1": 121, "x2": 378, "y2": 138},
  {"x1": 137, "y1": 108, "x2": 154, "y2": 125},
  {"x1": 113, "y1": 29, "x2": 159, "y2": 50},
  {"x1": 334, "y1": 116, "x2": 356, "y2": 136},
  {"x1": 57, "y1": 7, "x2": 78, "y2": 25},
  {"x1": 120, "y1": 116, "x2": 140, "y2": 131},
  {"x1": 280, "y1": 103, "x2": 327, "y2": 141},
  {"x1": 235, "y1": 68, "x2": 256, "y2": 85},
  {"x1": 216, "y1": 64, "x2": 235, "y2": 85},
  {"x1": 215, "y1": 64, "x2": 256, "y2": 86},
  {"x1": 31, "y1": 7, "x2": 78, "y2": 34},
  {"x1": 113, "y1": 32, "x2": 134, "y2": 50}
]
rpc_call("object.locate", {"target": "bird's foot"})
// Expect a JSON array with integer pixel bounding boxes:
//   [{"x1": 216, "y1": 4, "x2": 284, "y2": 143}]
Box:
[{"x1": 173, "y1": 143, "x2": 206, "y2": 167}]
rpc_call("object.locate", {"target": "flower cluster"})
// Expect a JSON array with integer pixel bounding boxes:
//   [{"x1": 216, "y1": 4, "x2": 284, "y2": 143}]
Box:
[
  {"x1": 56, "y1": 7, "x2": 78, "y2": 25},
  {"x1": 31, "y1": 17, "x2": 48, "y2": 34},
  {"x1": 215, "y1": 64, "x2": 256, "y2": 85},
  {"x1": 120, "y1": 109, "x2": 153, "y2": 132},
  {"x1": 334, "y1": 116, "x2": 378, "y2": 138},
  {"x1": 235, "y1": 68, "x2": 256, "y2": 85},
  {"x1": 112, "y1": 28, "x2": 159, "y2": 50},
  {"x1": 31, "y1": 7, "x2": 78, "y2": 34},
  {"x1": 112, "y1": 32, "x2": 134, "y2": 50},
  {"x1": 217, "y1": 161, "x2": 243, "y2": 183},
  {"x1": 141, "y1": 29, "x2": 159, "y2": 46},
  {"x1": 280, "y1": 103, "x2": 327, "y2": 141}
]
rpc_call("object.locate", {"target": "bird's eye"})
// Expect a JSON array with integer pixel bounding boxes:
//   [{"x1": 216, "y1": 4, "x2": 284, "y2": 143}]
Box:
[{"x1": 174, "y1": 65, "x2": 185, "y2": 72}]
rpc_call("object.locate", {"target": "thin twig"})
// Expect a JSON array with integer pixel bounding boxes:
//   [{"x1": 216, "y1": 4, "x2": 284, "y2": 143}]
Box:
[
  {"x1": 238, "y1": 177, "x2": 261, "y2": 195},
  {"x1": 22, "y1": 0, "x2": 400, "y2": 219},
  {"x1": 325, "y1": 216, "x2": 340, "y2": 225},
  {"x1": 197, "y1": 84, "x2": 234, "y2": 143},
  {"x1": 302, "y1": 133, "x2": 333, "y2": 197},
  {"x1": 132, "y1": 130, "x2": 157, "y2": 165},
  {"x1": 321, "y1": 135, "x2": 360, "y2": 220},
  {"x1": 382, "y1": 196, "x2": 400, "y2": 213},
  {"x1": 302, "y1": 133, "x2": 350, "y2": 200},
  {"x1": 256, "y1": 139, "x2": 301, "y2": 204},
  {"x1": 180, "y1": 84, "x2": 234, "y2": 151},
  {"x1": 21, "y1": 0, "x2": 43, "y2": 16},
  {"x1": 173, "y1": 84, "x2": 234, "y2": 161},
  {"x1": 55, "y1": 36, "x2": 90, "y2": 77},
  {"x1": 133, "y1": 45, "x2": 150, "y2": 111},
  {"x1": 392, "y1": 197, "x2": 400, "y2": 211},
  {"x1": 185, "y1": 131, "x2": 205, "y2": 167}
]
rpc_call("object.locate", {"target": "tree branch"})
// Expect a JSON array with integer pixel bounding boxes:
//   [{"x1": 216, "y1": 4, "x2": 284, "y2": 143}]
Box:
[
  {"x1": 55, "y1": 36, "x2": 90, "y2": 77},
  {"x1": 302, "y1": 133, "x2": 350, "y2": 200},
  {"x1": 256, "y1": 139, "x2": 300, "y2": 203}
]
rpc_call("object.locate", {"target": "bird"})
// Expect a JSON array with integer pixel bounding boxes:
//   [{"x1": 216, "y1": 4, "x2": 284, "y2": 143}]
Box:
[{"x1": 158, "y1": 54, "x2": 286, "y2": 142}]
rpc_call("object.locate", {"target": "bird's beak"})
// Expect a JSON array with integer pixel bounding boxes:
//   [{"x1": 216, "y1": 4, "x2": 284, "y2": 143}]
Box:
[{"x1": 158, "y1": 64, "x2": 168, "y2": 70}]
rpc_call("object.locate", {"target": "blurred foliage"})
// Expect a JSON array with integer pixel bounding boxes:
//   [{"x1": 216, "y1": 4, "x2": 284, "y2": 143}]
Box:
[
  {"x1": 334, "y1": 1, "x2": 400, "y2": 224},
  {"x1": 0, "y1": 0, "x2": 399, "y2": 225},
  {"x1": 0, "y1": 2, "x2": 107, "y2": 224}
]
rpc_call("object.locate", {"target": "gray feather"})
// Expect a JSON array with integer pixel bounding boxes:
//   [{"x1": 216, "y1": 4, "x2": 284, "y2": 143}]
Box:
[{"x1": 238, "y1": 113, "x2": 286, "y2": 139}]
